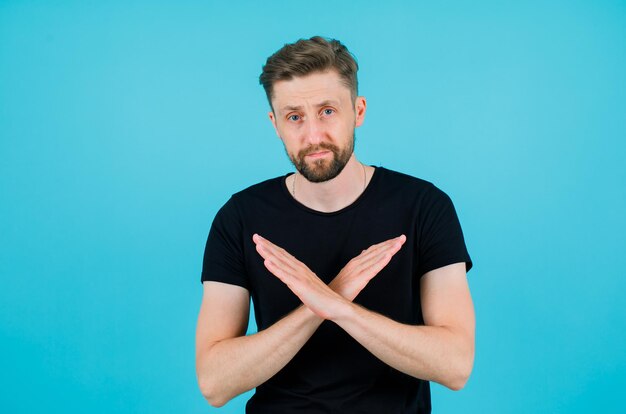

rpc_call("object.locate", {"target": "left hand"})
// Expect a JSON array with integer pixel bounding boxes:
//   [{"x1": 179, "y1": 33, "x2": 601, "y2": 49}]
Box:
[{"x1": 252, "y1": 234, "x2": 347, "y2": 320}]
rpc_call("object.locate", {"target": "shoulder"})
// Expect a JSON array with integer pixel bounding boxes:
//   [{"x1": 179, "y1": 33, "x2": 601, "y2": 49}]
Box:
[
  {"x1": 214, "y1": 174, "x2": 290, "y2": 222},
  {"x1": 376, "y1": 167, "x2": 448, "y2": 201},
  {"x1": 206, "y1": 174, "x2": 288, "y2": 245},
  {"x1": 230, "y1": 175, "x2": 287, "y2": 203}
]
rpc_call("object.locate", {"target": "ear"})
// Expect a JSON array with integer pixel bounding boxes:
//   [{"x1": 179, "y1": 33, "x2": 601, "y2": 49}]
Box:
[
  {"x1": 354, "y1": 96, "x2": 367, "y2": 127},
  {"x1": 268, "y1": 111, "x2": 280, "y2": 138}
]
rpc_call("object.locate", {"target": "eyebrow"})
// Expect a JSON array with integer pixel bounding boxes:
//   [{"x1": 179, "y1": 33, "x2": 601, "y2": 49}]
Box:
[{"x1": 280, "y1": 100, "x2": 340, "y2": 113}]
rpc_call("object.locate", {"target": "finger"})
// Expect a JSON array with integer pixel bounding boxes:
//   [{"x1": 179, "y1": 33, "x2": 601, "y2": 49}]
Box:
[
  {"x1": 350, "y1": 235, "x2": 405, "y2": 267},
  {"x1": 350, "y1": 240, "x2": 395, "y2": 267},
  {"x1": 362, "y1": 237, "x2": 406, "y2": 274},
  {"x1": 255, "y1": 242, "x2": 301, "y2": 276},
  {"x1": 264, "y1": 257, "x2": 329, "y2": 301},
  {"x1": 253, "y1": 234, "x2": 312, "y2": 284},
  {"x1": 365, "y1": 251, "x2": 396, "y2": 276},
  {"x1": 263, "y1": 258, "x2": 294, "y2": 286},
  {"x1": 254, "y1": 234, "x2": 309, "y2": 276},
  {"x1": 254, "y1": 234, "x2": 300, "y2": 265},
  {"x1": 259, "y1": 248, "x2": 307, "y2": 283},
  {"x1": 360, "y1": 235, "x2": 405, "y2": 257},
  {"x1": 335, "y1": 238, "x2": 400, "y2": 280},
  {"x1": 350, "y1": 250, "x2": 393, "y2": 278},
  {"x1": 330, "y1": 236, "x2": 406, "y2": 299},
  {"x1": 254, "y1": 234, "x2": 289, "y2": 256},
  {"x1": 348, "y1": 236, "x2": 405, "y2": 277},
  {"x1": 364, "y1": 236, "x2": 405, "y2": 268}
]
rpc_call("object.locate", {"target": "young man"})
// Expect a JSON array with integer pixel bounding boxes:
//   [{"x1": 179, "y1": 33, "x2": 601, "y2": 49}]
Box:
[{"x1": 196, "y1": 36, "x2": 474, "y2": 413}]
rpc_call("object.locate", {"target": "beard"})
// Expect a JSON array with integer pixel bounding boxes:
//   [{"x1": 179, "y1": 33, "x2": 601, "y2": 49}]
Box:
[{"x1": 288, "y1": 134, "x2": 355, "y2": 183}]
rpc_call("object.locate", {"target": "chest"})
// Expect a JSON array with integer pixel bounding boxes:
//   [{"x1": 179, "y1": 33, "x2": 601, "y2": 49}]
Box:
[{"x1": 239, "y1": 204, "x2": 425, "y2": 330}]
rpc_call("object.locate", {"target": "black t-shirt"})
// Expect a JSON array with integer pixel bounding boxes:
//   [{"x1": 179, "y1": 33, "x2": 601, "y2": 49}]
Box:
[{"x1": 201, "y1": 167, "x2": 472, "y2": 414}]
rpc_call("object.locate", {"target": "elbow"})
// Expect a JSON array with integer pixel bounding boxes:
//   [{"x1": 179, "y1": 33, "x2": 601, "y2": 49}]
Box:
[
  {"x1": 197, "y1": 346, "x2": 233, "y2": 407},
  {"x1": 444, "y1": 350, "x2": 474, "y2": 391},
  {"x1": 198, "y1": 376, "x2": 230, "y2": 408},
  {"x1": 446, "y1": 371, "x2": 470, "y2": 391}
]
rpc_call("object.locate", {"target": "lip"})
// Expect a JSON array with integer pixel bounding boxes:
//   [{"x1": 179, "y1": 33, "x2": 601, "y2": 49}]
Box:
[{"x1": 305, "y1": 150, "x2": 331, "y2": 158}]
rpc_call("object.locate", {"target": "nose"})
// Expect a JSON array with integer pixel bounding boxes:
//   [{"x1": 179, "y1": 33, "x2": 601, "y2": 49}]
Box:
[{"x1": 304, "y1": 116, "x2": 325, "y2": 146}]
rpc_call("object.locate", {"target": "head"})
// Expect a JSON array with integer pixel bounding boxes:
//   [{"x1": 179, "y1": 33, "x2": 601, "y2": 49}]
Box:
[
  {"x1": 260, "y1": 36, "x2": 359, "y2": 109},
  {"x1": 259, "y1": 37, "x2": 366, "y2": 182}
]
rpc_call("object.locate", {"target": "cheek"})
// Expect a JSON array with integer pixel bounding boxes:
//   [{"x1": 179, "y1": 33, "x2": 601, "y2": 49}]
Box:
[
  {"x1": 336, "y1": 121, "x2": 354, "y2": 138},
  {"x1": 279, "y1": 135, "x2": 300, "y2": 156},
  {"x1": 279, "y1": 126, "x2": 306, "y2": 145}
]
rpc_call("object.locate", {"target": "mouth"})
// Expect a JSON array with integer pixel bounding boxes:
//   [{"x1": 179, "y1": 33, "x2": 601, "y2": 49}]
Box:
[{"x1": 305, "y1": 150, "x2": 332, "y2": 159}]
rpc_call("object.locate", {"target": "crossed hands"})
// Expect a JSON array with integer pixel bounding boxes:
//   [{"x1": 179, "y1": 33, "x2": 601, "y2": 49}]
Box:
[{"x1": 252, "y1": 234, "x2": 406, "y2": 321}]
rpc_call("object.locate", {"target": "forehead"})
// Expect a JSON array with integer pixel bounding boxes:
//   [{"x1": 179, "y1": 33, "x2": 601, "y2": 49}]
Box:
[{"x1": 271, "y1": 71, "x2": 352, "y2": 111}]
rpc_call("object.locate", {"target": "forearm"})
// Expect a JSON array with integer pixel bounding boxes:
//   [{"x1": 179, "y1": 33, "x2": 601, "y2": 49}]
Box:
[
  {"x1": 197, "y1": 305, "x2": 322, "y2": 407},
  {"x1": 332, "y1": 302, "x2": 474, "y2": 390}
]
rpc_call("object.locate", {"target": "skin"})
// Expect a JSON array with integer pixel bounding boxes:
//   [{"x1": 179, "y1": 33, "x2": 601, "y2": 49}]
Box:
[
  {"x1": 268, "y1": 70, "x2": 370, "y2": 212},
  {"x1": 196, "y1": 236, "x2": 407, "y2": 407},
  {"x1": 195, "y1": 70, "x2": 475, "y2": 407}
]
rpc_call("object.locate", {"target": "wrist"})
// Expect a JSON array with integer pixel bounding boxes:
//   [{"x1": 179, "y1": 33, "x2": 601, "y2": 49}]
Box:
[
  {"x1": 296, "y1": 304, "x2": 324, "y2": 323},
  {"x1": 327, "y1": 296, "x2": 356, "y2": 323}
]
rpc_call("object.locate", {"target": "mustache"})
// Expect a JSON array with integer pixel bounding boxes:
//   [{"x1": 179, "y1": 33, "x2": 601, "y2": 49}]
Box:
[{"x1": 298, "y1": 143, "x2": 340, "y2": 158}]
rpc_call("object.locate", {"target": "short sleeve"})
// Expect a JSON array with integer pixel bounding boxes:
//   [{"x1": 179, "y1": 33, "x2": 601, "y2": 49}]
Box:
[
  {"x1": 200, "y1": 197, "x2": 249, "y2": 289},
  {"x1": 417, "y1": 185, "x2": 473, "y2": 277}
]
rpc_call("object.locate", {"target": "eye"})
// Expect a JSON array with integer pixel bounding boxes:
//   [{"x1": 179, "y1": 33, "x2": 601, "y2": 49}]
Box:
[
  {"x1": 322, "y1": 108, "x2": 335, "y2": 116},
  {"x1": 287, "y1": 114, "x2": 301, "y2": 122}
]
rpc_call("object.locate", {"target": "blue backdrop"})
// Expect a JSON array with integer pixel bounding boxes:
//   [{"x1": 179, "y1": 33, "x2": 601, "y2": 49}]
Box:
[{"x1": 1, "y1": 1, "x2": 625, "y2": 412}]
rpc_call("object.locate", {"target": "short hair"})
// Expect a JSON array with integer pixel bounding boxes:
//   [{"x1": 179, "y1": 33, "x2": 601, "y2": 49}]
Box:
[{"x1": 259, "y1": 36, "x2": 359, "y2": 109}]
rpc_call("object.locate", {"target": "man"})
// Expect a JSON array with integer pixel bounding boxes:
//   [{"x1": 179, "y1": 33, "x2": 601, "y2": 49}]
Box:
[{"x1": 196, "y1": 36, "x2": 474, "y2": 413}]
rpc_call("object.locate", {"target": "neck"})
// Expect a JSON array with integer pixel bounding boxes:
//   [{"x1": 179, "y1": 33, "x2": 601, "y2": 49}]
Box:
[{"x1": 291, "y1": 155, "x2": 373, "y2": 213}]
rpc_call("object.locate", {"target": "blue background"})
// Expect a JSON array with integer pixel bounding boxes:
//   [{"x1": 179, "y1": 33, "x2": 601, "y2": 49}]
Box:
[{"x1": 1, "y1": 1, "x2": 625, "y2": 412}]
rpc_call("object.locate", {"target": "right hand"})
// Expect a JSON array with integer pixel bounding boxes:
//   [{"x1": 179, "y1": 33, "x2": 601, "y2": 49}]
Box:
[{"x1": 329, "y1": 235, "x2": 406, "y2": 301}]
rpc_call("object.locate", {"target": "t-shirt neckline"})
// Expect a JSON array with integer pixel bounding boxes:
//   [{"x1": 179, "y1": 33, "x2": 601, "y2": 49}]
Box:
[{"x1": 280, "y1": 166, "x2": 383, "y2": 216}]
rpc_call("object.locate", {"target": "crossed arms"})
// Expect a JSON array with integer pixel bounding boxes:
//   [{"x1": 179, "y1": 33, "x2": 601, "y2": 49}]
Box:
[{"x1": 195, "y1": 234, "x2": 475, "y2": 407}]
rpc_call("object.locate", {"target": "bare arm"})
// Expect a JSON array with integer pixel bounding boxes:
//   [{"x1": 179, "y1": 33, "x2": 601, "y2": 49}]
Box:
[
  {"x1": 195, "y1": 282, "x2": 322, "y2": 407},
  {"x1": 331, "y1": 263, "x2": 475, "y2": 390},
  {"x1": 195, "y1": 236, "x2": 405, "y2": 407},
  {"x1": 254, "y1": 235, "x2": 475, "y2": 390}
]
